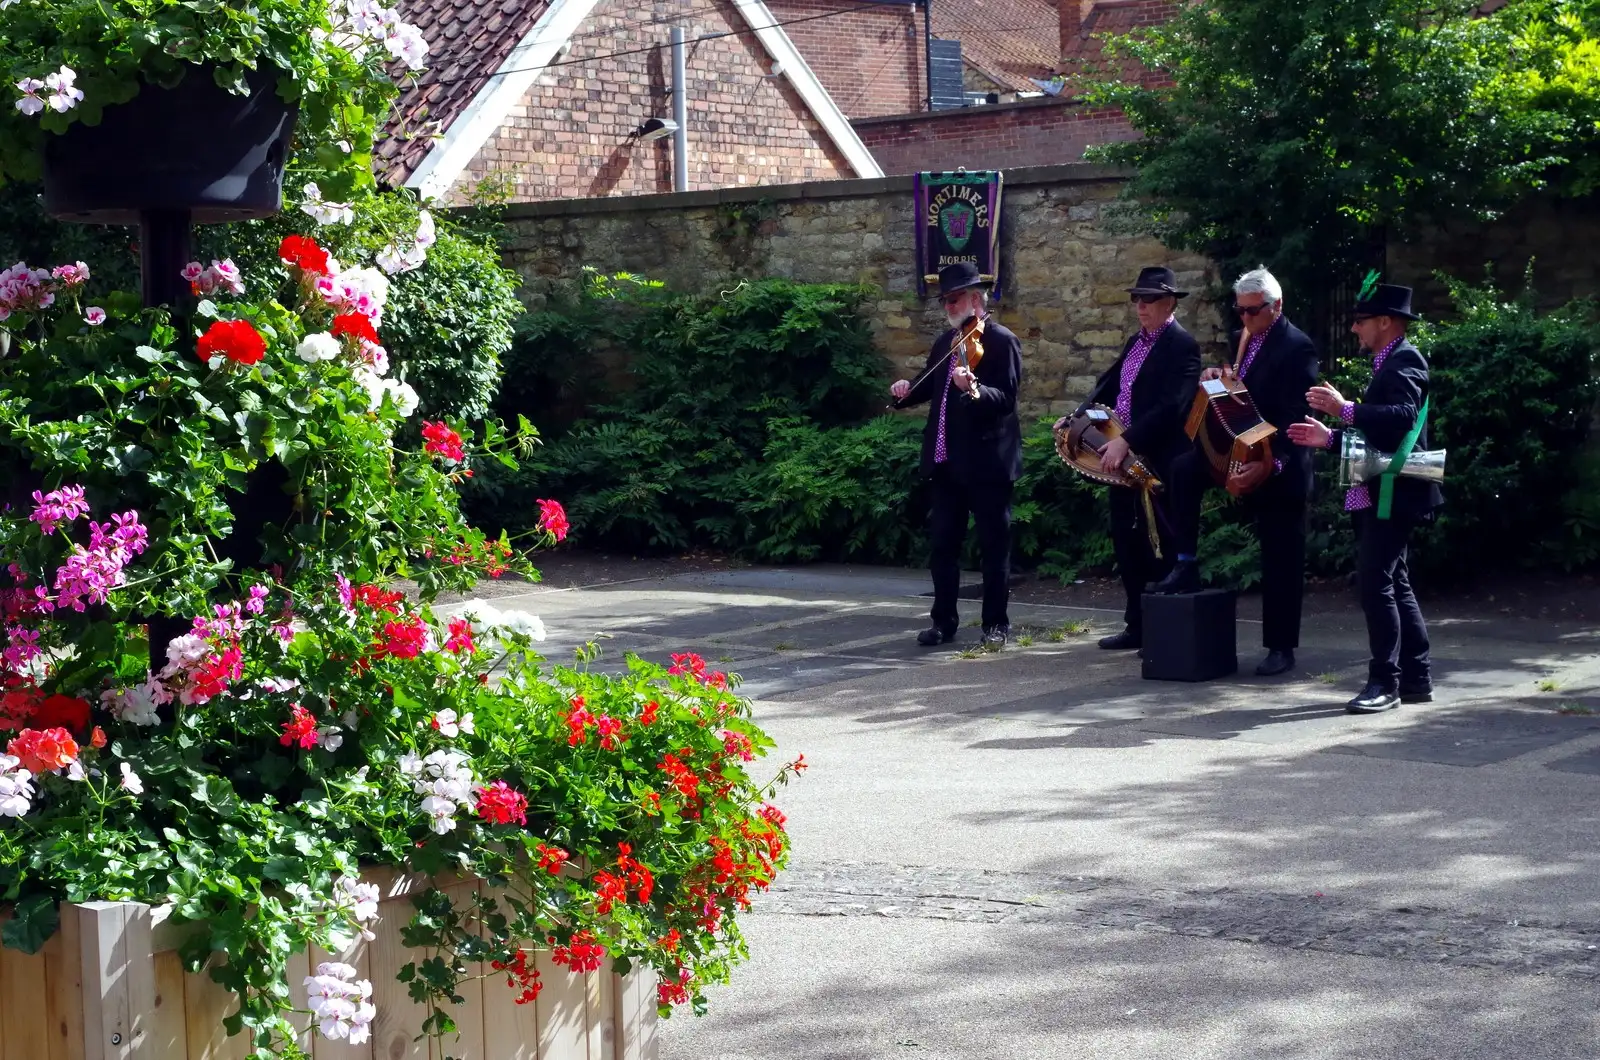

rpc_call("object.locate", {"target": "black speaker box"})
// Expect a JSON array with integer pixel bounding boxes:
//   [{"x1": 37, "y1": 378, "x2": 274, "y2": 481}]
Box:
[{"x1": 1141, "y1": 589, "x2": 1238, "y2": 682}]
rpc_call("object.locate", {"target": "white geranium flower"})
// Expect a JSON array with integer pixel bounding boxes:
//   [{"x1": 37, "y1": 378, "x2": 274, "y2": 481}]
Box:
[
  {"x1": 385, "y1": 379, "x2": 419, "y2": 418},
  {"x1": 317, "y1": 726, "x2": 344, "y2": 752},
  {"x1": 14, "y1": 78, "x2": 44, "y2": 116},
  {"x1": 43, "y1": 66, "x2": 82, "y2": 113},
  {"x1": 431, "y1": 708, "x2": 461, "y2": 738},
  {"x1": 300, "y1": 183, "x2": 355, "y2": 226},
  {"x1": 296, "y1": 332, "x2": 342, "y2": 363},
  {"x1": 333, "y1": 875, "x2": 380, "y2": 922},
  {"x1": 352, "y1": 368, "x2": 387, "y2": 411},
  {"x1": 119, "y1": 762, "x2": 144, "y2": 795},
  {"x1": 384, "y1": 21, "x2": 429, "y2": 70}
]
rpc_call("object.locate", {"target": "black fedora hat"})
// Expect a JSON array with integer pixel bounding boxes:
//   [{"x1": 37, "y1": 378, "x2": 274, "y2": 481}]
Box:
[
  {"x1": 1125, "y1": 265, "x2": 1188, "y2": 298},
  {"x1": 1354, "y1": 283, "x2": 1420, "y2": 321},
  {"x1": 937, "y1": 262, "x2": 991, "y2": 298}
]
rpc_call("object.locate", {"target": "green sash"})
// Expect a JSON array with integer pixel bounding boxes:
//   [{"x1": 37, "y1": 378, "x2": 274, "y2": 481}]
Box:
[{"x1": 1376, "y1": 396, "x2": 1429, "y2": 520}]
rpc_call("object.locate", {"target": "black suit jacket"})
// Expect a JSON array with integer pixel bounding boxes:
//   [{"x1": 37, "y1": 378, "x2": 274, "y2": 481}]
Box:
[
  {"x1": 899, "y1": 318, "x2": 1024, "y2": 484},
  {"x1": 1229, "y1": 315, "x2": 1321, "y2": 502},
  {"x1": 1329, "y1": 341, "x2": 1444, "y2": 521},
  {"x1": 1086, "y1": 320, "x2": 1203, "y2": 475}
]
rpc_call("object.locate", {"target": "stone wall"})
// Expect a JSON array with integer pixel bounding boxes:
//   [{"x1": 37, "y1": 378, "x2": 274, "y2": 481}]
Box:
[
  {"x1": 498, "y1": 163, "x2": 1222, "y2": 420},
  {"x1": 1389, "y1": 193, "x2": 1600, "y2": 315}
]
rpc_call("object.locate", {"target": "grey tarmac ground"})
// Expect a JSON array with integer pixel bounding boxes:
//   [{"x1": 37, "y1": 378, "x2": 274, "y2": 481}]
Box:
[{"x1": 451, "y1": 559, "x2": 1600, "y2": 1060}]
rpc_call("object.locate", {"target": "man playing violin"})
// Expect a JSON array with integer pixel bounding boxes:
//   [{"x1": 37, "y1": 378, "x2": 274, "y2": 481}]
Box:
[
  {"x1": 890, "y1": 262, "x2": 1023, "y2": 650},
  {"x1": 1150, "y1": 266, "x2": 1320, "y2": 677}
]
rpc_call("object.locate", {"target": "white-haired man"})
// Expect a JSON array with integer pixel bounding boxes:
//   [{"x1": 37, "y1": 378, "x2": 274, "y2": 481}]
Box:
[{"x1": 1150, "y1": 266, "x2": 1320, "y2": 677}]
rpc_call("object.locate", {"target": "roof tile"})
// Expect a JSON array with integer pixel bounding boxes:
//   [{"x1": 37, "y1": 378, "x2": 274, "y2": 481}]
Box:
[{"x1": 377, "y1": 0, "x2": 554, "y2": 185}]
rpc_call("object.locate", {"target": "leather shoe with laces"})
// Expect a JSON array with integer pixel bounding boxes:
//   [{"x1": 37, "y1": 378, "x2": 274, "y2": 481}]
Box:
[
  {"x1": 1347, "y1": 683, "x2": 1401, "y2": 713},
  {"x1": 916, "y1": 626, "x2": 955, "y2": 647},
  {"x1": 1255, "y1": 649, "x2": 1294, "y2": 677},
  {"x1": 981, "y1": 625, "x2": 1009, "y2": 649},
  {"x1": 1098, "y1": 628, "x2": 1140, "y2": 651},
  {"x1": 1149, "y1": 560, "x2": 1201, "y2": 595}
]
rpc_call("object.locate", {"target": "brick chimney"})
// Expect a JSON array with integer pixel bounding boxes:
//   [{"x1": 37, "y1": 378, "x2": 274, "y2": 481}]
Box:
[{"x1": 1062, "y1": 0, "x2": 1098, "y2": 63}]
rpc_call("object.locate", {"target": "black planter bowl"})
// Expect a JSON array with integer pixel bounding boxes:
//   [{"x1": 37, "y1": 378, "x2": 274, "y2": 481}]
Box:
[{"x1": 41, "y1": 64, "x2": 297, "y2": 225}]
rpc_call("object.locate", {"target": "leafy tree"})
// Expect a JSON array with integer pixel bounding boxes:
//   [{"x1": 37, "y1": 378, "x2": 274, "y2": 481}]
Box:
[{"x1": 1080, "y1": 0, "x2": 1594, "y2": 299}]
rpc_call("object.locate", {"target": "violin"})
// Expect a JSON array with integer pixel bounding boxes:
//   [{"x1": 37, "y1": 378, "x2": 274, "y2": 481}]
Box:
[
  {"x1": 954, "y1": 313, "x2": 986, "y2": 374},
  {"x1": 889, "y1": 313, "x2": 988, "y2": 409}
]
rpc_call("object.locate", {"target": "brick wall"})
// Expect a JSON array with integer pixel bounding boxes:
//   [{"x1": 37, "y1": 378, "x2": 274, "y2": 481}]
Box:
[
  {"x1": 456, "y1": 0, "x2": 855, "y2": 203},
  {"x1": 853, "y1": 97, "x2": 1139, "y2": 174},
  {"x1": 766, "y1": 0, "x2": 924, "y2": 118},
  {"x1": 1061, "y1": 0, "x2": 1178, "y2": 90}
]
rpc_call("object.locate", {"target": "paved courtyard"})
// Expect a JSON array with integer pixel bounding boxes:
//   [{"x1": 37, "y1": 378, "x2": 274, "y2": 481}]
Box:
[{"x1": 478, "y1": 563, "x2": 1600, "y2": 1059}]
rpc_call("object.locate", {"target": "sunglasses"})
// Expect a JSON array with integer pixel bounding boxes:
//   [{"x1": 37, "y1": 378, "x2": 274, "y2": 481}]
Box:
[
  {"x1": 1233, "y1": 303, "x2": 1272, "y2": 317},
  {"x1": 1130, "y1": 294, "x2": 1167, "y2": 305}
]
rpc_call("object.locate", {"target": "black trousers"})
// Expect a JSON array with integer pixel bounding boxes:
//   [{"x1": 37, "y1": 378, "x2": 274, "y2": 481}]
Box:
[
  {"x1": 928, "y1": 466, "x2": 1013, "y2": 632},
  {"x1": 1109, "y1": 486, "x2": 1174, "y2": 633},
  {"x1": 1355, "y1": 510, "x2": 1431, "y2": 688},
  {"x1": 1167, "y1": 449, "x2": 1306, "y2": 651}
]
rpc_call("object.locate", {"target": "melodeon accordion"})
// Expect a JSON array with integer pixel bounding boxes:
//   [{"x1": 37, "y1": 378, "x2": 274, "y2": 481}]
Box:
[
  {"x1": 1184, "y1": 375, "x2": 1276, "y2": 498},
  {"x1": 1053, "y1": 404, "x2": 1165, "y2": 556}
]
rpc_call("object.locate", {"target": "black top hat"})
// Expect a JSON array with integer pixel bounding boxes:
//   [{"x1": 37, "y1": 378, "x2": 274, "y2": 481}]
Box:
[
  {"x1": 1354, "y1": 283, "x2": 1420, "y2": 321},
  {"x1": 937, "y1": 262, "x2": 991, "y2": 298},
  {"x1": 1125, "y1": 266, "x2": 1188, "y2": 298}
]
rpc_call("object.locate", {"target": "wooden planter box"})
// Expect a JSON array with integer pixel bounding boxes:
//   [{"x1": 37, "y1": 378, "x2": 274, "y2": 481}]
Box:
[{"x1": 1, "y1": 874, "x2": 659, "y2": 1060}]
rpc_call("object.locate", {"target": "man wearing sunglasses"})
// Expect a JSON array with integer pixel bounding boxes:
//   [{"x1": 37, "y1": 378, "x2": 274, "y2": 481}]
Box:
[
  {"x1": 1287, "y1": 283, "x2": 1440, "y2": 713},
  {"x1": 1057, "y1": 265, "x2": 1202, "y2": 652},
  {"x1": 1151, "y1": 266, "x2": 1320, "y2": 678},
  {"x1": 890, "y1": 262, "x2": 1024, "y2": 650}
]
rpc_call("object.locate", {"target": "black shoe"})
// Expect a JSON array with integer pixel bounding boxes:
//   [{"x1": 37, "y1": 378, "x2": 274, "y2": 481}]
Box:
[
  {"x1": 1149, "y1": 560, "x2": 1201, "y2": 595},
  {"x1": 1255, "y1": 650, "x2": 1294, "y2": 677},
  {"x1": 1399, "y1": 680, "x2": 1433, "y2": 703},
  {"x1": 1347, "y1": 683, "x2": 1401, "y2": 713},
  {"x1": 981, "y1": 625, "x2": 1009, "y2": 649},
  {"x1": 1098, "y1": 629, "x2": 1141, "y2": 651},
  {"x1": 917, "y1": 626, "x2": 955, "y2": 647}
]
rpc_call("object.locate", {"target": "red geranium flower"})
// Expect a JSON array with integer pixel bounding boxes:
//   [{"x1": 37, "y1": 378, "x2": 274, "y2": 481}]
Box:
[
  {"x1": 370, "y1": 614, "x2": 427, "y2": 661},
  {"x1": 536, "y1": 843, "x2": 569, "y2": 875},
  {"x1": 331, "y1": 312, "x2": 379, "y2": 345},
  {"x1": 535, "y1": 499, "x2": 569, "y2": 542},
  {"x1": 196, "y1": 319, "x2": 266, "y2": 366},
  {"x1": 278, "y1": 234, "x2": 330, "y2": 275},
  {"x1": 549, "y1": 930, "x2": 605, "y2": 974},
  {"x1": 476, "y1": 780, "x2": 528, "y2": 826},
  {"x1": 279, "y1": 704, "x2": 318, "y2": 750},
  {"x1": 421, "y1": 421, "x2": 466, "y2": 462},
  {"x1": 8, "y1": 726, "x2": 78, "y2": 774},
  {"x1": 34, "y1": 694, "x2": 90, "y2": 735}
]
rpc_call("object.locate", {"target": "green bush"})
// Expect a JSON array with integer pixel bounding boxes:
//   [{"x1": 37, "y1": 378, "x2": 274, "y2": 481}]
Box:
[
  {"x1": 379, "y1": 225, "x2": 521, "y2": 420},
  {"x1": 1414, "y1": 273, "x2": 1600, "y2": 574},
  {"x1": 471, "y1": 276, "x2": 888, "y2": 548}
]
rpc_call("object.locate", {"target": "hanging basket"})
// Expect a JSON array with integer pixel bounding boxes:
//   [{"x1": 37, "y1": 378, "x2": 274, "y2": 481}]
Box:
[{"x1": 40, "y1": 65, "x2": 297, "y2": 226}]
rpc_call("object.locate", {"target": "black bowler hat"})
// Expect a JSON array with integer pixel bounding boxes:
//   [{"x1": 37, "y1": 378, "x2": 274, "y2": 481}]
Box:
[
  {"x1": 937, "y1": 262, "x2": 991, "y2": 297},
  {"x1": 1125, "y1": 265, "x2": 1188, "y2": 298},
  {"x1": 1354, "y1": 283, "x2": 1420, "y2": 321}
]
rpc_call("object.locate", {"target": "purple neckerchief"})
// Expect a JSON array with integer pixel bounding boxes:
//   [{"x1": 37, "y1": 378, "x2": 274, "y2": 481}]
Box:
[
  {"x1": 1327, "y1": 335, "x2": 1407, "y2": 511},
  {"x1": 1115, "y1": 316, "x2": 1174, "y2": 424},
  {"x1": 933, "y1": 318, "x2": 982, "y2": 463}
]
